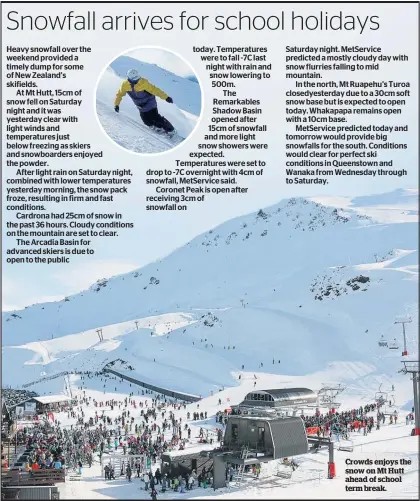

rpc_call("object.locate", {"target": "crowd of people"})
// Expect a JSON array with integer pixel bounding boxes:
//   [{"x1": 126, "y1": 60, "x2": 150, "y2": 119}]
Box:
[
  {"x1": 2, "y1": 372, "x2": 219, "y2": 500},
  {"x1": 111, "y1": 466, "x2": 215, "y2": 494},
  {"x1": 2, "y1": 370, "x2": 416, "y2": 501},
  {"x1": 68, "y1": 382, "x2": 220, "y2": 498},
  {"x1": 299, "y1": 401, "x2": 404, "y2": 439}
]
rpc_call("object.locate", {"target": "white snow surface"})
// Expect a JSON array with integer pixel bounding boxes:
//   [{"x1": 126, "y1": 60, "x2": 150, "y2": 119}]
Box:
[
  {"x1": 2, "y1": 190, "x2": 418, "y2": 400},
  {"x1": 32, "y1": 375, "x2": 420, "y2": 499},
  {"x1": 95, "y1": 55, "x2": 201, "y2": 153},
  {"x1": 2, "y1": 189, "x2": 418, "y2": 498},
  {"x1": 311, "y1": 188, "x2": 418, "y2": 224}
]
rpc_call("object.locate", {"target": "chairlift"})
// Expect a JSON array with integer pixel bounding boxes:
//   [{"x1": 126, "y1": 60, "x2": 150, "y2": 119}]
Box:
[
  {"x1": 378, "y1": 335, "x2": 388, "y2": 348},
  {"x1": 338, "y1": 438, "x2": 354, "y2": 453},
  {"x1": 388, "y1": 338, "x2": 399, "y2": 350},
  {"x1": 375, "y1": 384, "x2": 387, "y2": 405},
  {"x1": 387, "y1": 393, "x2": 396, "y2": 407}
]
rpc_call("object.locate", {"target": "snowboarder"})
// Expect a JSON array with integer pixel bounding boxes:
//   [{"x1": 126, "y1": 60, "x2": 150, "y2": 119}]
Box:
[{"x1": 114, "y1": 69, "x2": 175, "y2": 135}]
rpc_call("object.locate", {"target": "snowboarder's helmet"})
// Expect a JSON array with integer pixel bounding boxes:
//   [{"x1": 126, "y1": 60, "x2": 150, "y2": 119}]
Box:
[{"x1": 127, "y1": 69, "x2": 140, "y2": 83}]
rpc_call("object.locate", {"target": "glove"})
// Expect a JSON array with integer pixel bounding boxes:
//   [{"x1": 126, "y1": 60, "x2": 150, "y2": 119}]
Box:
[
  {"x1": 114, "y1": 105, "x2": 119, "y2": 113},
  {"x1": 166, "y1": 97, "x2": 173, "y2": 104}
]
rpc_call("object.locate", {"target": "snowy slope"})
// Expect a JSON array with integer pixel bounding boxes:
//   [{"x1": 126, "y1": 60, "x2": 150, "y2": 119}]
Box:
[
  {"x1": 312, "y1": 188, "x2": 418, "y2": 224},
  {"x1": 28, "y1": 375, "x2": 420, "y2": 500},
  {"x1": 96, "y1": 55, "x2": 201, "y2": 153},
  {"x1": 2, "y1": 190, "x2": 418, "y2": 402},
  {"x1": 351, "y1": 188, "x2": 418, "y2": 209},
  {"x1": 110, "y1": 55, "x2": 201, "y2": 117}
]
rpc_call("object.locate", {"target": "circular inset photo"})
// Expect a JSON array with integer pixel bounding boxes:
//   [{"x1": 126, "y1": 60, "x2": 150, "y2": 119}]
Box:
[{"x1": 96, "y1": 47, "x2": 202, "y2": 155}]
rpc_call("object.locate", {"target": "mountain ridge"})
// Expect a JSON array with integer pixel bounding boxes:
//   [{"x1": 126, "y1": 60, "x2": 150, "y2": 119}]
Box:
[{"x1": 2, "y1": 189, "x2": 417, "y2": 395}]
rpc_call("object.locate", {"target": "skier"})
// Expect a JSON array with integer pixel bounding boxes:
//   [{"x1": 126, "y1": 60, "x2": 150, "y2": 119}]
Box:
[{"x1": 114, "y1": 69, "x2": 175, "y2": 135}]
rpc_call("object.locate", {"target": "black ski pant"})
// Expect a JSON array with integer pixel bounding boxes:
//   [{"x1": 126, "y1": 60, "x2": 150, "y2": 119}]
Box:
[{"x1": 139, "y1": 107, "x2": 174, "y2": 132}]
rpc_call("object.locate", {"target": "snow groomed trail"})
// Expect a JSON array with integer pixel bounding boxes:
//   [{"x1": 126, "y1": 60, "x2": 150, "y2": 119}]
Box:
[
  {"x1": 96, "y1": 100, "x2": 184, "y2": 153},
  {"x1": 95, "y1": 57, "x2": 201, "y2": 154}
]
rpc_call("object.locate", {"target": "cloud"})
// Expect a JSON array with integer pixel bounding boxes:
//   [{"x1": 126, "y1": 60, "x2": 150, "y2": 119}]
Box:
[
  {"x1": 3, "y1": 303, "x2": 25, "y2": 312},
  {"x1": 52, "y1": 259, "x2": 140, "y2": 293}
]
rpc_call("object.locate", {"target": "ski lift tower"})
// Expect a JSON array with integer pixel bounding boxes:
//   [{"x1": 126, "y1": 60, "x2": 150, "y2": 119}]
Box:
[
  {"x1": 96, "y1": 328, "x2": 103, "y2": 342},
  {"x1": 318, "y1": 384, "x2": 346, "y2": 414},
  {"x1": 394, "y1": 316, "x2": 412, "y2": 356},
  {"x1": 399, "y1": 360, "x2": 419, "y2": 436}
]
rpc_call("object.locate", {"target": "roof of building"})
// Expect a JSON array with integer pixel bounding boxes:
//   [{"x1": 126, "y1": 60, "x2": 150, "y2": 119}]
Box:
[
  {"x1": 227, "y1": 414, "x2": 296, "y2": 422},
  {"x1": 32, "y1": 395, "x2": 71, "y2": 404},
  {"x1": 244, "y1": 388, "x2": 316, "y2": 401},
  {"x1": 162, "y1": 443, "x2": 216, "y2": 459},
  {"x1": 5, "y1": 398, "x2": 34, "y2": 410},
  {"x1": 1, "y1": 389, "x2": 38, "y2": 410}
]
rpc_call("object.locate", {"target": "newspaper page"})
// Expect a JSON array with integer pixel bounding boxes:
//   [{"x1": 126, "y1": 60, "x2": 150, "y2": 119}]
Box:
[{"x1": 1, "y1": 1, "x2": 419, "y2": 499}]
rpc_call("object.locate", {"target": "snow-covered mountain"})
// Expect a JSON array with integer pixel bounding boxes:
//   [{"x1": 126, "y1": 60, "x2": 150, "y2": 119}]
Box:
[
  {"x1": 2, "y1": 190, "x2": 418, "y2": 401},
  {"x1": 96, "y1": 55, "x2": 201, "y2": 153}
]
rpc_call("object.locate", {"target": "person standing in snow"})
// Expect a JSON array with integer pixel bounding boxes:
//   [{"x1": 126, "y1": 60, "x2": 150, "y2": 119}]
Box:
[
  {"x1": 154, "y1": 468, "x2": 162, "y2": 485},
  {"x1": 126, "y1": 463, "x2": 132, "y2": 482},
  {"x1": 149, "y1": 471, "x2": 155, "y2": 490},
  {"x1": 114, "y1": 69, "x2": 175, "y2": 134},
  {"x1": 143, "y1": 471, "x2": 150, "y2": 491},
  {"x1": 135, "y1": 460, "x2": 141, "y2": 477},
  {"x1": 161, "y1": 474, "x2": 168, "y2": 493}
]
